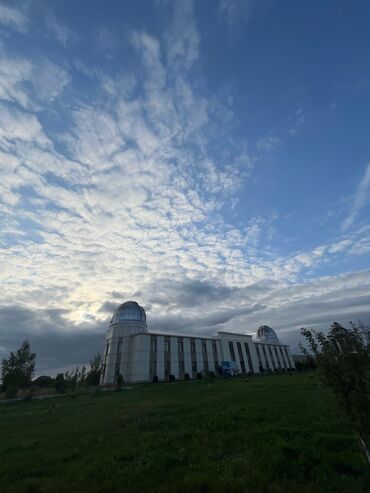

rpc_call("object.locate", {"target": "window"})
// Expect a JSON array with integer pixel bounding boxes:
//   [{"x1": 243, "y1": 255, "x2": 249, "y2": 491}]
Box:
[
  {"x1": 151, "y1": 338, "x2": 157, "y2": 352},
  {"x1": 268, "y1": 346, "x2": 276, "y2": 370},
  {"x1": 256, "y1": 344, "x2": 262, "y2": 364},
  {"x1": 274, "y1": 346, "x2": 281, "y2": 368},
  {"x1": 192, "y1": 361, "x2": 197, "y2": 373},
  {"x1": 164, "y1": 361, "x2": 170, "y2": 376},
  {"x1": 237, "y1": 342, "x2": 245, "y2": 373},
  {"x1": 164, "y1": 340, "x2": 170, "y2": 352},
  {"x1": 284, "y1": 347, "x2": 291, "y2": 367},
  {"x1": 202, "y1": 341, "x2": 207, "y2": 353},
  {"x1": 150, "y1": 360, "x2": 156, "y2": 376},
  {"x1": 212, "y1": 342, "x2": 218, "y2": 359},
  {"x1": 105, "y1": 343, "x2": 110, "y2": 356},
  {"x1": 279, "y1": 346, "x2": 287, "y2": 368},
  {"x1": 179, "y1": 361, "x2": 185, "y2": 374},
  {"x1": 178, "y1": 341, "x2": 183, "y2": 353},
  {"x1": 228, "y1": 341, "x2": 236, "y2": 361},
  {"x1": 262, "y1": 345, "x2": 270, "y2": 369},
  {"x1": 191, "y1": 341, "x2": 196, "y2": 353},
  {"x1": 244, "y1": 343, "x2": 253, "y2": 373},
  {"x1": 204, "y1": 360, "x2": 209, "y2": 371}
]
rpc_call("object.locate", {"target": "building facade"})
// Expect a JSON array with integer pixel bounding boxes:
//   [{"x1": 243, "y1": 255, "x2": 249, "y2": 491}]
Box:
[{"x1": 100, "y1": 301, "x2": 295, "y2": 385}]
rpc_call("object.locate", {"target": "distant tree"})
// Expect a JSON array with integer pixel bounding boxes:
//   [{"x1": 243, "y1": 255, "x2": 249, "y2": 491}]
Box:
[
  {"x1": 1, "y1": 340, "x2": 36, "y2": 391},
  {"x1": 64, "y1": 368, "x2": 79, "y2": 391},
  {"x1": 79, "y1": 366, "x2": 87, "y2": 387},
  {"x1": 86, "y1": 353, "x2": 103, "y2": 387},
  {"x1": 55, "y1": 373, "x2": 65, "y2": 393},
  {"x1": 33, "y1": 375, "x2": 55, "y2": 388},
  {"x1": 300, "y1": 322, "x2": 370, "y2": 463}
]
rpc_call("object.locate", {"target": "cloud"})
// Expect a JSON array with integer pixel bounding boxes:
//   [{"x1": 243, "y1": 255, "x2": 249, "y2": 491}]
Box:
[
  {"x1": 0, "y1": 52, "x2": 70, "y2": 110},
  {"x1": 342, "y1": 162, "x2": 370, "y2": 230},
  {"x1": 0, "y1": 103, "x2": 51, "y2": 147},
  {"x1": 45, "y1": 11, "x2": 78, "y2": 46},
  {"x1": 0, "y1": 4, "x2": 28, "y2": 32},
  {"x1": 219, "y1": 0, "x2": 255, "y2": 32},
  {"x1": 0, "y1": 1, "x2": 369, "y2": 373}
]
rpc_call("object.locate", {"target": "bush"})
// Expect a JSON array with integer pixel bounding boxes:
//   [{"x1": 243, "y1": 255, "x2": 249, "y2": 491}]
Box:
[
  {"x1": 184, "y1": 373, "x2": 190, "y2": 380},
  {"x1": 5, "y1": 386, "x2": 18, "y2": 399},
  {"x1": 196, "y1": 372, "x2": 202, "y2": 380},
  {"x1": 152, "y1": 375, "x2": 159, "y2": 383},
  {"x1": 55, "y1": 373, "x2": 65, "y2": 394},
  {"x1": 33, "y1": 375, "x2": 54, "y2": 388},
  {"x1": 115, "y1": 374, "x2": 124, "y2": 391},
  {"x1": 169, "y1": 374, "x2": 175, "y2": 382}
]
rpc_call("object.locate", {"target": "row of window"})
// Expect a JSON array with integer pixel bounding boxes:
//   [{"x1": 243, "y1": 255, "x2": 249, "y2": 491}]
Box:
[
  {"x1": 151, "y1": 337, "x2": 217, "y2": 355},
  {"x1": 150, "y1": 358, "x2": 218, "y2": 378},
  {"x1": 255, "y1": 343, "x2": 291, "y2": 370}
]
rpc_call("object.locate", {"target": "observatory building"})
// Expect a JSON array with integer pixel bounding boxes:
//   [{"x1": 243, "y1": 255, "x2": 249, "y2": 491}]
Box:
[{"x1": 100, "y1": 301, "x2": 295, "y2": 385}]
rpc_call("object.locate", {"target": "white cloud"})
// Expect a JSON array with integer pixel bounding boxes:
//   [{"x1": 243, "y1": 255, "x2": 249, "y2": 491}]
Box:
[
  {"x1": 0, "y1": 53, "x2": 70, "y2": 110},
  {"x1": 342, "y1": 162, "x2": 370, "y2": 230},
  {"x1": 0, "y1": 104, "x2": 50, "y2": 147},
  {"x1": 45, "y1": 11, "x2": 77, "y2": 46},
  {"x1": 0, "y1": 4, "x2": 28, "y2": 32},
  {"x1": 0, "y1": 2, "x2": 369, "y2": 372},
  {"x1": 219, "y1": 0, "x2": 254, "y2": 31}
]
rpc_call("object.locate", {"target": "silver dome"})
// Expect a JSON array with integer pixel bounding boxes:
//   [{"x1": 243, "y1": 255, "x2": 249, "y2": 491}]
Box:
[
  {"x1": 256, "y1": 325, "x2": 280, "y2": 344},
  {"x1": 110, "y1": 301, "x2": 146, "y2": 327}
]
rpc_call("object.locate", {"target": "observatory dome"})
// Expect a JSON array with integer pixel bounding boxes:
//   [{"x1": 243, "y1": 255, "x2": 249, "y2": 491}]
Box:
[
  {"x1": 256, "y1": 325, "x2": 280, "y2": 344},
  {"x1": 110, "y1": 301, "x2": 147, "y2": 327}
]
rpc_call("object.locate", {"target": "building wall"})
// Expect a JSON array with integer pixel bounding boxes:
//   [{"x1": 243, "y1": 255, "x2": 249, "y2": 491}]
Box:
[{"x1": 102, "y1": 328, "x2": 296, "y2": 384}]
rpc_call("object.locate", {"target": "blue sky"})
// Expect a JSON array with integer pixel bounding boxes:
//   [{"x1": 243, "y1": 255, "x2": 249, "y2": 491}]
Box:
[{"x1": 0, "y1": 0, "x2": 370, "y2": 374}]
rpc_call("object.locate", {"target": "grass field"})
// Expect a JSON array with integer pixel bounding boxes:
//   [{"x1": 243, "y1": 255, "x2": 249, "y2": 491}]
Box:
[{"x1": 0, "y1": 373, "x2": 369, "y2": 493}]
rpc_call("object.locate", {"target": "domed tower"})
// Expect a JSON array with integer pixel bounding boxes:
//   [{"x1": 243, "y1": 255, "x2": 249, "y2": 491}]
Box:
[
  {"x1": 101, "y1": 301, "x2": 148, "y2": 386},
  {"x1": 109, "y1": 301, "x2": 147, "y2": 334},
  {"x1": 256, "y1": 325, "x2": 280, "y2": 344}
]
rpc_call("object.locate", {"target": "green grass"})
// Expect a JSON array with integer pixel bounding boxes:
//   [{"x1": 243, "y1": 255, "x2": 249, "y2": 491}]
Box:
[{"x1": 0, "y1": 373, "x2": 369, "y2": 493}]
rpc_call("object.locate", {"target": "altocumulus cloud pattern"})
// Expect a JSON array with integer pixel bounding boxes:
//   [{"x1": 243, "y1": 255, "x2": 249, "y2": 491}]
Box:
[{"x1": 0, "y1": 0, "x2": 370, "y2": 374}]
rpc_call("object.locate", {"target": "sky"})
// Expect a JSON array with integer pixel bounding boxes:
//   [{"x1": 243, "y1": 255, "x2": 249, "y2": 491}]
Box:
[{"x1": 0, "y1": 0, "x2": 370, "y2": 375}]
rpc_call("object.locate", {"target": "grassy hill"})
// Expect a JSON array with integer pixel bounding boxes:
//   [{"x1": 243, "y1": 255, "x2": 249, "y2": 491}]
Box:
[{"x1": 0, "y1": 373, "x2": 369, "y2": 493}]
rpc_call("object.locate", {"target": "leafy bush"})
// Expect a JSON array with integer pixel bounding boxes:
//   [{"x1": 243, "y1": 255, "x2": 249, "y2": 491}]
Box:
[
  {"x1": 184, "y1": 373, "x2": 190, "y2": 380},
  {"x1": 152, "y1": 375, "x2": 159, "y2": 383},
  {"x1": 196, "y1": 372, "x2": 202, "y2": 380},
  {"x1": 5, "y1": 386, "x2": 18, "y2": 399},
  {"x1": 169, "y1": 374, "x2": 175, "y2": 382},
  {"x1": 33, "y1": 376, "x2": 55, "y2": 388},
  {"x1": 115, "y1": 374, "x2": 124, "y2": 391},
  {"x1": 55, "y1": 373, "x2": 65, "y2": 394}
]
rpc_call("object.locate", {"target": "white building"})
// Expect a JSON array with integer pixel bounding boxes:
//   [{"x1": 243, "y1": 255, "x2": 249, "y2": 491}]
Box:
[{"x1": 100, "y1": 301, "x2": 295, "y2": 385}]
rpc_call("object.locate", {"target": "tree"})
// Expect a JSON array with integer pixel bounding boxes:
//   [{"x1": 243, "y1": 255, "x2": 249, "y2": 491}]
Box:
[
  {"x1": 55, "y1": 373, "x2": 65, "y2": 393},
  {"x1": 1, "y1": 340, "x2": 36, "y2": 391},
  {"x1": 86, "y1": 353, "x2": 103, "y2": 386},
  {"x1": 300, "y1": 322, "x2": 370, "y2": 463}
]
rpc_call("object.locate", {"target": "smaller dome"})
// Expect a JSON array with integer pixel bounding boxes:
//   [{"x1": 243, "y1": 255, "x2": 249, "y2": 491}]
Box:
[
  {"x1": 110, "y1": 301, "x2": 146, "y2": 327},
  {"x1": 256, "y1": 325, "x2": 280, "y2": 344}
]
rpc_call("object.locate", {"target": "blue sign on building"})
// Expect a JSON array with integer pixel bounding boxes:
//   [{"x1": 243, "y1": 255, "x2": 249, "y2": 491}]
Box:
[{"x1": 221, "y1": 361, "x2": 239, "y2": 377}]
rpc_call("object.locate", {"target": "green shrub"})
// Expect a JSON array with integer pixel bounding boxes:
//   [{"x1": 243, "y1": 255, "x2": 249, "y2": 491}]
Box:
[
  {"x1": 115, "y1": 374, "x2": 124, "y2": 391},
  {"x1": 5, "y1": 386, "x2": 18, "y2": 399}
]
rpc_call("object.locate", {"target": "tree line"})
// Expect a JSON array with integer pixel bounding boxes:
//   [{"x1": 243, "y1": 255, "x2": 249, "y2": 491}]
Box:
[{"x1": 0, "y1": 340, "x2": 103, "y2": 398}]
